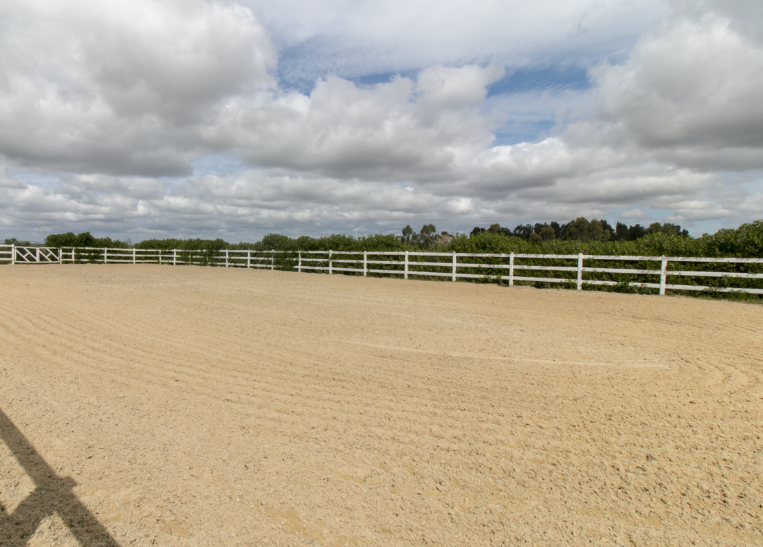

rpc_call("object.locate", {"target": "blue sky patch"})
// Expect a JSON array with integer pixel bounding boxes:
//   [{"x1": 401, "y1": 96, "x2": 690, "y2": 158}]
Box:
[{"x1": 487, "y1": 66, "x2": 592, "y2": 97}]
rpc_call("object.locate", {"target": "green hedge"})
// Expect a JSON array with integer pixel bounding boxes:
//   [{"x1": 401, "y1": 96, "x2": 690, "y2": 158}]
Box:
[
  {"x1": 436, "y1": 222, "x2": 763, "y2": 297},
  {"x1": 38, "y1": 220, "x2": 763, "y2": 300}
]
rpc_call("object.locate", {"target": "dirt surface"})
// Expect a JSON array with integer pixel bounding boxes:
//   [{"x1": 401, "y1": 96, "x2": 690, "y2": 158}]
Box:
[{"x1": 0, "y1": 265, "x2": 761, "y2": 546}]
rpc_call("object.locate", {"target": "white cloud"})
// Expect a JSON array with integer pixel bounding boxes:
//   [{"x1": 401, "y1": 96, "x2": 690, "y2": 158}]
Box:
[
  {"x1": 207, "y1": 65, "x2": 505, "y2": 182},
  {"x1": 244, "y1": 0, "x2": 666, "y2": 83},
  {"x1": 592, "y1": 0, "x2": 763, "y2": 168},
  {"x1": 445, "y1": 197, "x2": 473, "y2": 215},
  {"x1": 0, "y1": 0, "x2": 762, "y2": 242},
  {"x1": 0, "y1": 0, "x2": 275, "y2": 176}
]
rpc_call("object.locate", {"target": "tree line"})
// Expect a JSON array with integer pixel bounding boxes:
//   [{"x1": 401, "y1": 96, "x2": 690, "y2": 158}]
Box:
[
  {"x1": 469, "y1": 218, "x2": 689, "y2": 244},
  {"x1": 11, "y1": 217, "x2": 686, "y2": 252},
  {"x1": 7, "y1": 217, "x2": 761, "y2": 259}
]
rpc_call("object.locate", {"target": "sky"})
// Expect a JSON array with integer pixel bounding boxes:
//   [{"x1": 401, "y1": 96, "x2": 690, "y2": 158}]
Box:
[{"x1": 1, "y1": 0, "x2": 762, "y2": 242}]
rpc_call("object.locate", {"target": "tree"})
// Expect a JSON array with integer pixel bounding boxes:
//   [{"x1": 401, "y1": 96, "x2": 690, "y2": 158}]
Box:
[
  {"x1": 401, "y1": 225, "x2": 413, "y2": 244},
  {"x1": 470, "y1": 224, "x2": 511, "y2": 237},
  {"x1": 490, "y1": 224, "x2": 511, "y2": 236},
  {"x1": 615, "y1": 222, "x2": 646, "y2": 241},
  {"x1": 539, "y1": 226, "x2": 555, "y2": 241},
  {"x1": 646, "y1": 222, "x2": 689, "y2": 237},
  {"x1": 513, "y1": 224, "x2": 533, "y2": 240},
  {"x1": 561, "y1": 218, "x2": 612, "y2": 242},
  {"x1": 415, "y1": 224, "x2": 438, "y2": 249},
  {"x1": 615, "y1": 222, "x2": 629, "y2": 241},
  {"x1": 4, "y1": 237, "x2": 31, "y2": 246},
  {"x1": 630, "y1": 224, "x2": 647, "y2": 240},
  {"x1": 261, "y1": 234, "x2": 296, "y2": 250},
  {"x1": 45, "y1": 232, "x2": 127, "y2": 248}
]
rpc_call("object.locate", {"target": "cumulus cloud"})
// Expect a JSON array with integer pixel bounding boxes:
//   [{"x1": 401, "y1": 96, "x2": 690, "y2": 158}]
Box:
[
  {"x1": 0, "y1": 0, "x2": 762, "y2": 242},
  {"x1": 587, "y1": 0, "x2": 763, "y2": 173},
  {"x1": 209, "y1": 65, "x2": 505, "y2": 181},
  {"x1": 0, "y1": 0, "x2": 275, "y2": 176}
]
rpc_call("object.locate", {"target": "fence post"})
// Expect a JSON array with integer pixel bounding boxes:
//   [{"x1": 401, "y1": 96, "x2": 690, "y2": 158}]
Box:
[
  {"x1": 363, "y1": 251, "x2": 368, "y2": 277},
  {"x1": 58, "y1": 248, "x2": 62, "y2": 265},
  {"x1": 225, "y1": 249, "x2": 229, "y2": 268},
  {"x1": 509, "y1": 252, "x2": 514, "y2": 286},
  {"x1": 328, "y1": 250, "x2": 333, "y2": 275},
  {"x1": 404, "y1": 251, "x2": 409, "y2": 280},
  {"x1": 132, "y1": 248, "x2": 136, "y2": 265},
  {"x1": 10, "y1": 244, "x2": 15, "y2": 265},
  {"x1": 660, "y1": 256, "x2": 668, "y2": 296},
  {"x1": 577, "y1": 253, "x2": 584, "y2": 290},
  {"x1": 158, "y1": 249, "x2": 162, "y2": 265},
  {"x1": 36, "y1": 247, "x2": 40, "y2": 263},
  {"x1": 452, "y1": 252, "x2": 457, "y2": 282},
  {"x1": 104, "y1": 248, "x2": 108, "y2": 264},
  {"x1": 297, "y1": 251, "x2": 302, "y2": 273},
  {"x1": 172, "y1": 249, "x2": 176, "y2": 266},
  {"x1": 72, "y1": 248, "x2": 75, "y2": 264},
  {"x1": 271, "y1": 250, "x2": 275, "y2": 271}
]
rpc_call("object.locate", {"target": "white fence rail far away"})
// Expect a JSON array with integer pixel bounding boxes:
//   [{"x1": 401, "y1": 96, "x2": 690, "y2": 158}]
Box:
[{"x1": 1, "y1": 244, "x2": 762, "y2": 296}]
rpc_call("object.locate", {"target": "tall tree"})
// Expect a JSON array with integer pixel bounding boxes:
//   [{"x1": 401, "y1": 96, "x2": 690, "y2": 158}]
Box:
[
  {"x1": 561, "y1": 218, "x2": 612, "y2": 242},
  {"x1": 513, "y1": 224, "x2": 533, "y2": 240}
]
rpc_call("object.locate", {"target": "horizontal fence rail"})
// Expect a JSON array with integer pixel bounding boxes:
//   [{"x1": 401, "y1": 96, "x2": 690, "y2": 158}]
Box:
[{"x1": 1, "y1": 244, "x2": 762, "y2": 296}]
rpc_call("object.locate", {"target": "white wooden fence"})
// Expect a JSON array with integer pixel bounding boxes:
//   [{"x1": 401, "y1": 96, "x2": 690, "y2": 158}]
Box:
[{"x1": 2, "y1": 244, "x2": 762, "y2": 296}]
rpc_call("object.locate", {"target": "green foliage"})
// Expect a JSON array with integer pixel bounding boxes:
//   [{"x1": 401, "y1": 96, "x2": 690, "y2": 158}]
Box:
[
  {"x1": 400, "y1": 224, "x2": 444, "y2": 249},
  {"x1": 134, "y1": 238, "x2": 227, "y2": 265},
  {"x1": 401, "y1": 225, "x2": 413, "y2": 243},
  {"x1": 45, "y1": 232, "x2": 129, "y2": 248},
  {"x1": 36, "y1": 220, "x2": 763, "y2": 301},
  {"x1": 446, "y1": 220, "x2": 763, "y2": 258},
  {"x1": 418, "y1": 224, "x2": 438, "y2": 249},
  {"x1": 438, "y1": 222, "x2": 763, "y2": 299},
  {"x1": 472, "y1": 218, "x2": 693, "y2": 243},
  {"x1": 561, "y1": 218, "x2": 612, "y2": 242},
  {"x1": 134, "y1": 238, "x2": 227, "y2": 252},
  {"x1": 244, "y1": 233, "x2": 407, "y2": 252},
  {"x1": 646, "y1": 222, "x2": 689, "y2": 237},
  {"x1": 703, "y1": 220, "x2": 763, "y2": 257},
  {"x1": 615, "y1": 222, "x2": 645, "y2": 241},
  {"x1": 538, "y1": 226, "x2": 555, "y2": 241},
  {"x1": 261, "y1": 234, "x2": 298, "y2": 251},
  {"x1": 4, "y1": 238, "x2": 32, "y2": 246}
]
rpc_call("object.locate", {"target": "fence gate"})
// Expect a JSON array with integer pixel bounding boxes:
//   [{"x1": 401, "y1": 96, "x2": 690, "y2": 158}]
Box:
[{"x1": 13, "y1": 246, "x2": 59, "y2": 264}]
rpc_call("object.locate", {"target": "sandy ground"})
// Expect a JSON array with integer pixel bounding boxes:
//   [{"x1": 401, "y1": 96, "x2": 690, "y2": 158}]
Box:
[{"x1": 0, "y1": 265, "x2": 761, "y2": 546}]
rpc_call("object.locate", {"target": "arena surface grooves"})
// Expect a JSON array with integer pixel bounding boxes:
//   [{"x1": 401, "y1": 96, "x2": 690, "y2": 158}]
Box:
[{"x1": 1, "y1": 265, "x2": 761, "y2": 546}]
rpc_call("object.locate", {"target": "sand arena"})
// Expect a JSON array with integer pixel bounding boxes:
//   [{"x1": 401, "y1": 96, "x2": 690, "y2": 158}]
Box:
[{"x1": 0, "y1": 265, "x2": 761, "y2": 546}]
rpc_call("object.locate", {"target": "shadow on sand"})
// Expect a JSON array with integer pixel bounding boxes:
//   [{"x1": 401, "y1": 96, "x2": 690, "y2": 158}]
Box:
[{"x1": 0, "y1": 407, "x2": 121, "y2": 546}]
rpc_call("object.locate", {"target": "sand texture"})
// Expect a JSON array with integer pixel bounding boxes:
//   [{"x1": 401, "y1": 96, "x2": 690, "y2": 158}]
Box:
[{"x1": 0, "y1": 265, "x2": 761, "y2": 546}]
